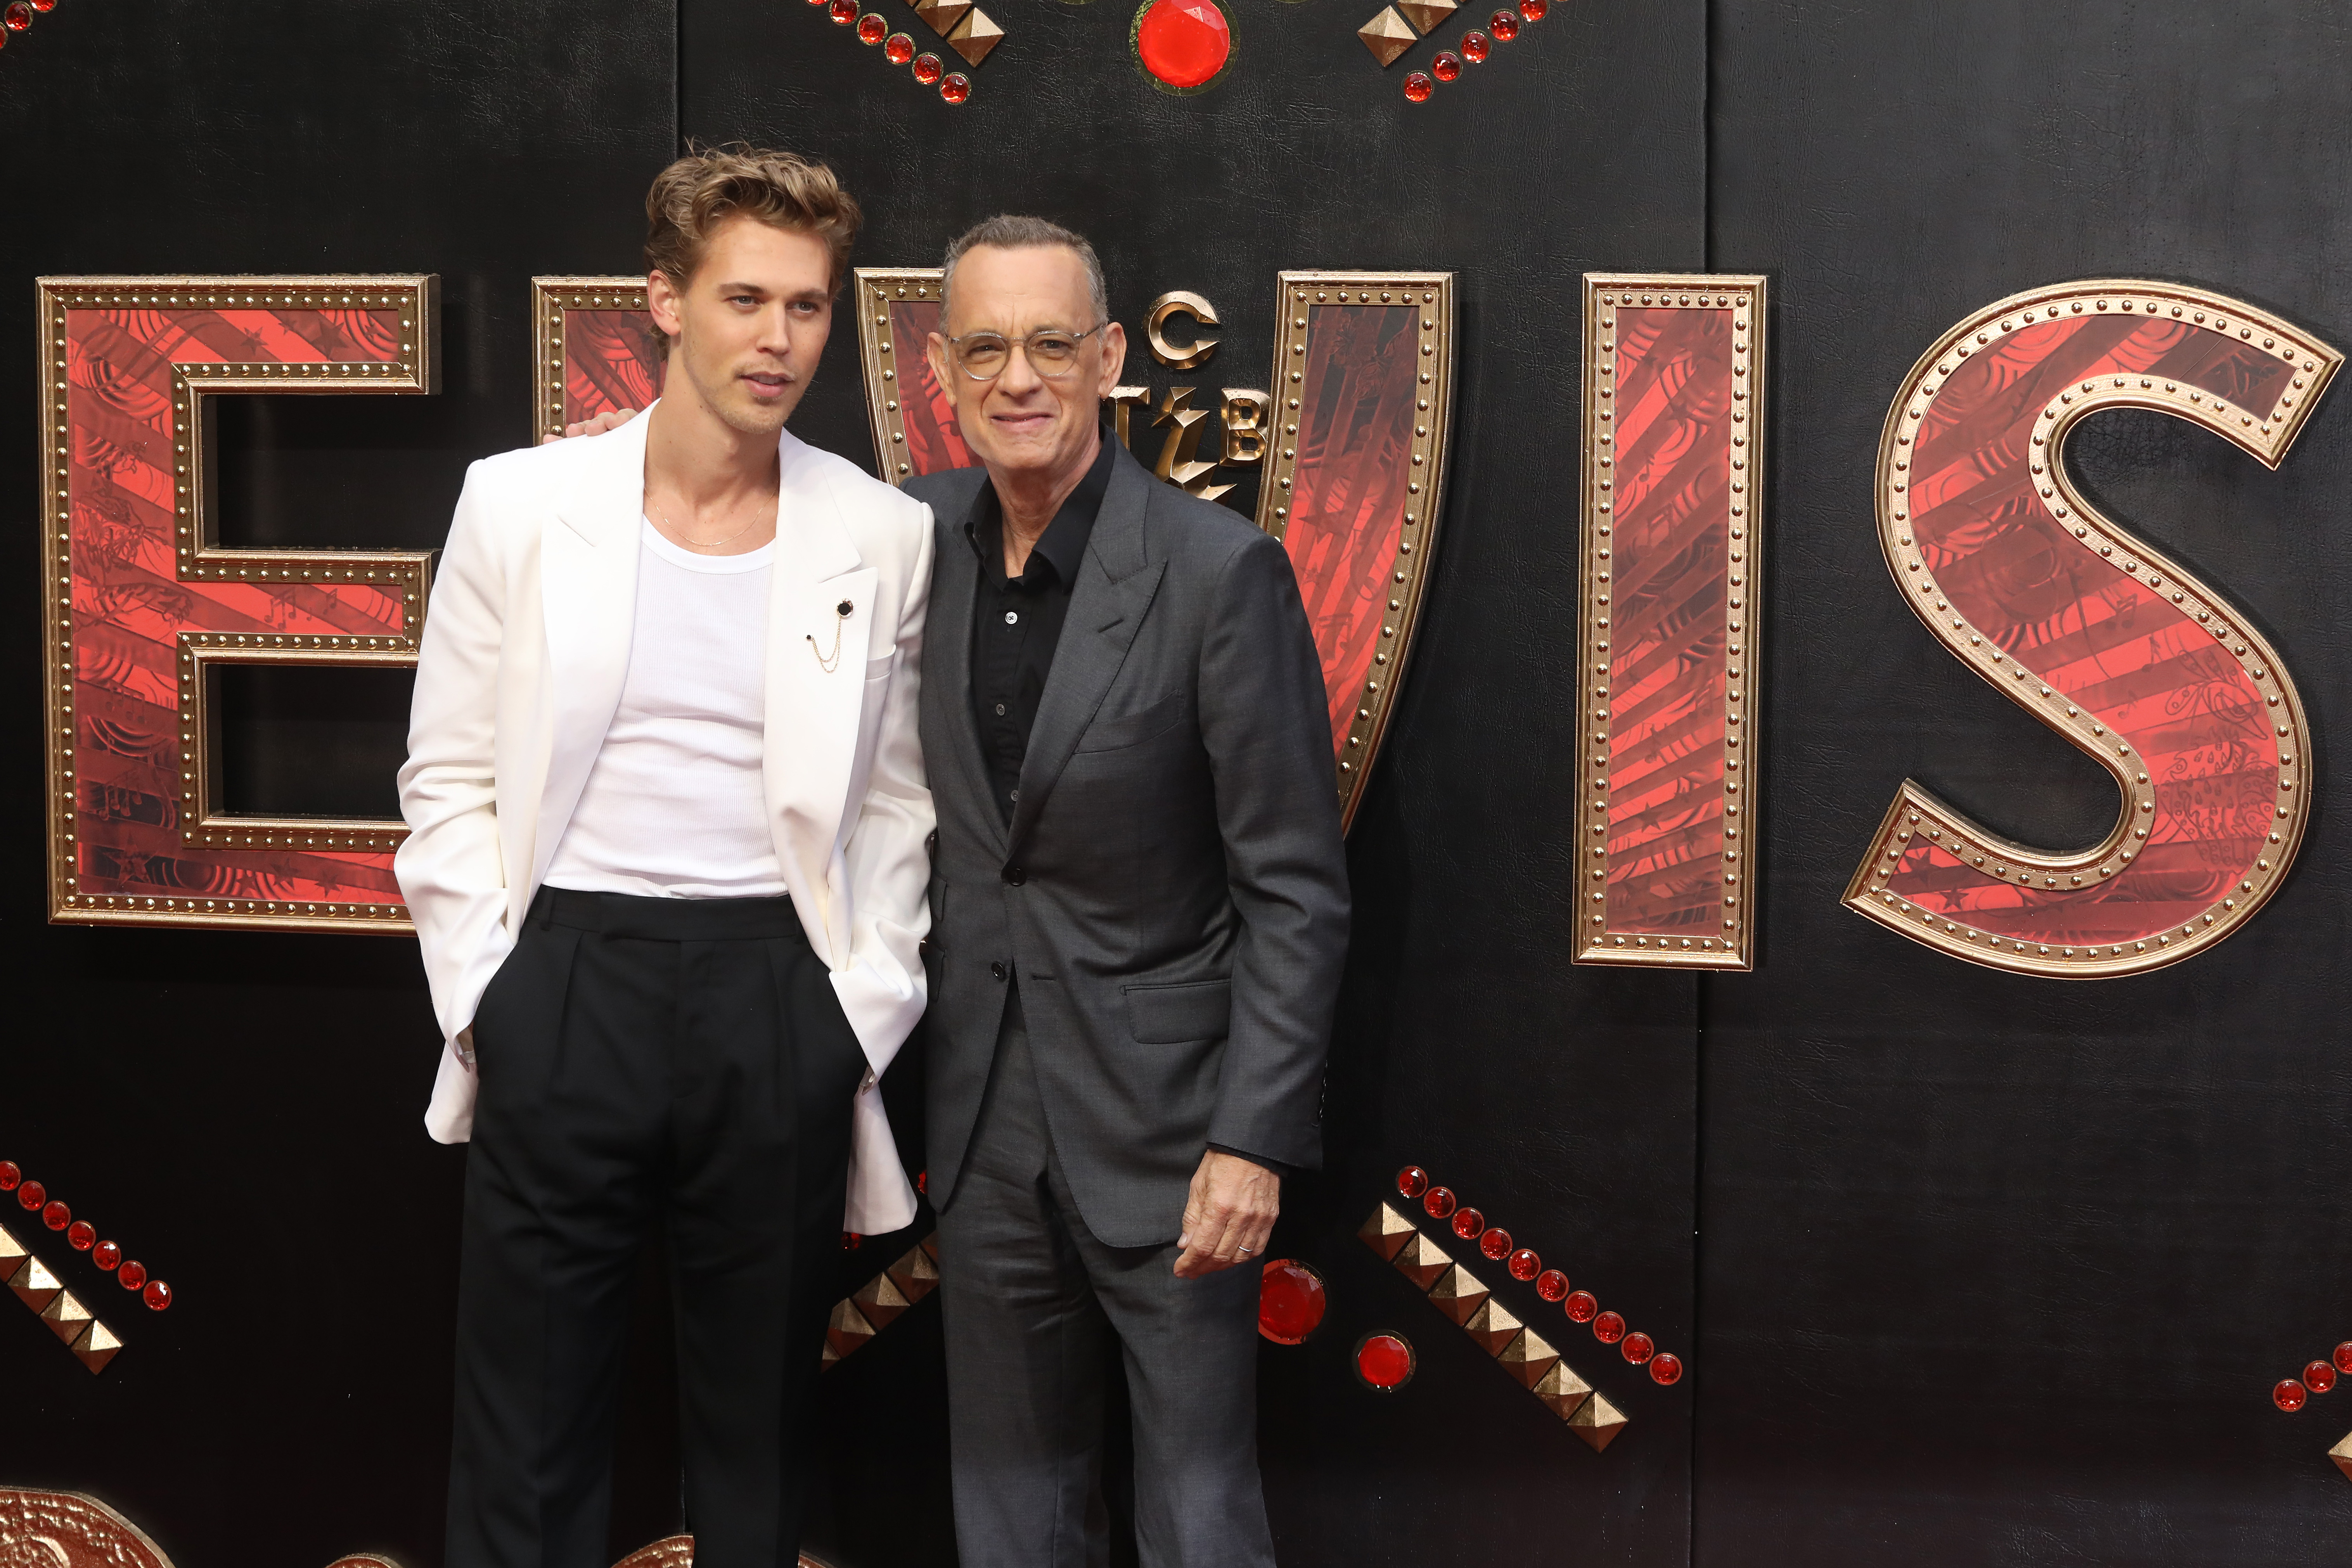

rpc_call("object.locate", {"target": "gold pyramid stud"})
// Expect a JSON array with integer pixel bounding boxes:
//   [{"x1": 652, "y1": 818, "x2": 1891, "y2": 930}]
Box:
[
  {"x1": 1497, "y1": 1326, "x2": 1561, "y2": 1390},
  {"x1": 851, "y1": 1272, "x2": 914, "y2": 1332},
  {"x1": 1357, "y1": 6, "x2": 1417, "y2": 67},
  {"x1": 0, "y1": 1225, "x2": 25, "y2": 1269},
  {"x1": 1393, "y1": 0, "x2": 1457, "y2": 32},
  {"x1": 41, "y1": 1288, "x2": 93, "y2": 1345},
  {"x1": 1391, "y1": 1232, "x2": 1451, "y2": 1291},
  {"x1": 2332, "y1": 1430, "x2": 2352, "y2": 1484},
  {"x1": 1568, "y1": 1390, "x2": 1628, "y2": 1452},
  {"x1": 71, "y1": 1318, "x2": 123, "y2": 1376},
  {"x1": 914, "y1": 0, "x2": 972, "y2": 37},
  {"x1": 820, "y1": 1339, "x2": 841, "y2": 1370},
  {"x1": 1462, "y1": 1298, "x2": 1523, "y2": 1357},
  {"x1": 947, "y1": 8, "x2": 1004, "y2": 66},
  {"x1": 1425, "y1": 1263, "x2": 1490, "y2": 1326},
  {"x1": 919, "y1": 1231, "x2": 941, "y2": 1263},
  {"x1": 1532, "y1": 1359, "x2": 1593, "y2": 1420},
  {"x1": 8, "y1": 1255, "x2": 62, "y2": 1314},
  {"x1": 886, "y1": 1241, "x2": 941, "y2": 1304},
  {"x1": 824, "y1": 1299, "x2": 876, "y2": 1360},
  {"x1": 1357, "y1": 1203, "x2": 1415, "y2": 1262}
]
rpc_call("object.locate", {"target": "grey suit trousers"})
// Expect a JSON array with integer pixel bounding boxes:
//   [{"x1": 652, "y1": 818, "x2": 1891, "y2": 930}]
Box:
[{"x1": 937, "y1": 985, "x2": 1276, "y2": 1568}]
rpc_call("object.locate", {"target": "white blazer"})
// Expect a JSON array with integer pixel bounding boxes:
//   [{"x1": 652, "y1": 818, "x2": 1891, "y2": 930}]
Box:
[{"x1": 395, "y1": 405, "x2": 935, "y2": 1233}]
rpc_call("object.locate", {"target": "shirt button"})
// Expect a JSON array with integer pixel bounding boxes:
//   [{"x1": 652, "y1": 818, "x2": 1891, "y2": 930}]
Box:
[
  {"x1": 1005, "y1": 611, "x2": 1019, "y2": 625},
  {"x1": 990, "y1": 961, "x2": 1007, "y2": 981},
  {"x1": 994, "y1": 702, "x2": 1007, "y2": 716},
  {"x1": 1003, "y1": 866, "x2": 1026, "y2": 886}
]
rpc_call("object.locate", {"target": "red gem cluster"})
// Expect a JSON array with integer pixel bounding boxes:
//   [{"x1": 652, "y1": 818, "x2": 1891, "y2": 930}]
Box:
[
  {"x1": 1403, "y1": 0, "x2": 1544, "y2": 102},
  {"x1": 0, "y1": 0, "x2": 57, "y2": 51},
  {"x1": 1398, "y1": 1164, "x2": 1680, "y2": 1385},
  {"x1": 2272, "y1": 1340, "x2": 2352, "y2": 1411},
  {"x1": 803, "y1": 0, "x2": 971, "y2": 104},
  {"x1": 0, "y1": 1160, "x2": 170, "y2": 1310}
]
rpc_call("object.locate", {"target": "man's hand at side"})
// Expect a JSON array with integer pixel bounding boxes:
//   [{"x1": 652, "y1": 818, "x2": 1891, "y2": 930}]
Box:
[
  {"x1": 1173, "y1": 1149, "x2": 1279, "y2": 1278},
  {"x1": 540, "y1": 407, "x2": 640, "y2": 444}
]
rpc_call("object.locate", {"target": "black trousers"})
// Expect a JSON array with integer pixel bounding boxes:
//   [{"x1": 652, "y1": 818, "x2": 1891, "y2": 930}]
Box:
[
  {"x1": 936, "y1": 986, "x2": 1274, "y2": 1568},
  {"x1": 447, "y1": 887, "x2": 867, "y2": 1568}
]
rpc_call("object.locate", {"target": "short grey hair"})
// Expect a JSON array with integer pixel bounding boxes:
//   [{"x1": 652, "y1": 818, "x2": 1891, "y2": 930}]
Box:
[{"x1": 940, "y1": 215, "x2": 1110, "y2": 326}]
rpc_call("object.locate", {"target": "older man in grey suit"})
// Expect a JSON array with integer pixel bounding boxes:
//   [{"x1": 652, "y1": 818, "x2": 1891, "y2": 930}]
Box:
[{"x1": 905, "y1": 216, "x2": 1349, "y2": 1568}]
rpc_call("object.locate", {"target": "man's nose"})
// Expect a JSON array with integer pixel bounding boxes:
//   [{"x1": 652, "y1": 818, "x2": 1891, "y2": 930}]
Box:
[
  {"x1": 756, "y1": 303, "x2": 797, "y2": 357},
  {"x1": 995, "y1": 340, "x2": 1045, "y2": 396}
]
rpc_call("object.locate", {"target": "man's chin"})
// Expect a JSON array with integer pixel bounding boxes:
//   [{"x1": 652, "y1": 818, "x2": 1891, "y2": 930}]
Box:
[{"x1": 715, "y1": 395, "x2": 795, "y2": 438}]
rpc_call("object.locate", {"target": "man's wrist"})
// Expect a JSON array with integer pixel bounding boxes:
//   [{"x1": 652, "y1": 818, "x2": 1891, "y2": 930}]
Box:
[{"x1": 1206, "y1": 1142, "x2": 1291, "y2": 1180}]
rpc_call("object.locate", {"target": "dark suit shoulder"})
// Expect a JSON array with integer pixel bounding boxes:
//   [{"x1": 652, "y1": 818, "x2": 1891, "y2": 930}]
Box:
[
  {"x1": 902, "y1": 464, "x2": 990, "y2": 520},
  {"x1": 1142, "y1": 482, "x2": 1282, "y2": 576}
]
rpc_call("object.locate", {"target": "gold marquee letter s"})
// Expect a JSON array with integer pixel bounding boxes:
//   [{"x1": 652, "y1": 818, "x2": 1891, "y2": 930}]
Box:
[{"x1": 1845, "y1": 281, "x2": 2338, "y2": 976}]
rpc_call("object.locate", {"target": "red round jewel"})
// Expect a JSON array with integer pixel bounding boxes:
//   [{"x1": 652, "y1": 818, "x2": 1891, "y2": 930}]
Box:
[
  {"x1": 827, "y1": 0, "x2": 857, "y2": 22},
  {"x1": 1594, "y1": 1310, "x2": 1626, "y2": 1343},
  {"x1": 2337, "y1": 1342, "x2": 2352, "y2": 1376},
  {"x1": 805, "y1": 0, "x2": 826, "y2": 7},
  {"x1": 1396, "y1": 1166, "x2": 1429, "y2": 1200},
  {"x1": 1257, "y1": 1258, "x2": 1327, "y2": 1345},
  {"x1": 1518, "y1": 0, "x2": 1546, "y2": 19},
  {"x1": 1564, "y1": 1290, "x2": 1597, "y2": 1322},
  {"x1": 1622, "y1": 1331, "x2": 1656, "y2": 1364},
  {"x1": 1402, "y1": 70, "x2": 1433, "y2": 103},
  {"x1": 940, "y1": 71, "x2": 971, "y2": 103},
  {"x1": 67, "y1": 1221, "x2": 93, "y2": 1251},
  {"x1": 1450, "y1": 1206, "x2": 1484, "y2": 1241},
  {"x1": 1134, "y1": 0, "x2": 1231, "y2": 92},
  {"x1": 42, "y1": 1200, "x2": 68, "y2": 1231},
  {"x1": 841, "y1": 1231, "x2": 861, "y2": 1250},
  {"x1": 117, "y1": 1260, "x2": 147, "y2": 1291},
  {"x1": 1422, "y1": 1186, "x2": 1456, "y2": 1220},
  {"x1": 1431, "y1": 50, "x2": 1461, "y2": 81},
  {"x1": 1488, "y1": 8, "x2": 1518, "y2": 38},
  {"x1": 1507, "y1": 1248, "x2": 1541, "y2": 1281},
  {"x1": 1650, "y1": 1352, "x2": 1684, "y2": 1385},
  {"x1": 31, "y1": 0, "x2": 52, "y2": 10},
  {"x1": 2276, "y1": 1378, "x2": 2309, "y2": 1412},
  {"x1": 884, "y1": 30, "x2": 915, "y2": 62},
  {"x1": 1478, "y1": 1227, "x2": 1511, "y2": 1261},
  {"x1": 92, "y1": 1241, "x2": 120, "y2": 1271},
  {"x1": 0, "y1": 1161, "x2": 18, "y2": 1191},
  {"x1": 1461, "y1": 29, "x2": 1490, "y2": 61},
  {"x1": 1354, "y1": 1331, "x2": 1415, "y2": 1390},
  {"x1": 142, "y1": 1280, "x2": 171, "y2": 1311},
  {"x1": 857, "y1": 12, "x2": 887, "y2": 42},
  {"x1": 17, "y1": 1180, "x2": 44, "y2": 1211},
  {"x1": 2307, "y1": 1360, "x2": 2338, "y2": 1394},
  {"x1": 3, "y1": 6, "x2": 30, "y2": 32},
  {"x1": 912, "y1": 52, "x2": 944, "y2": 83},
  {"x1": 1535, "y1": 1268, "x2": 1569, "y2": 1302}
]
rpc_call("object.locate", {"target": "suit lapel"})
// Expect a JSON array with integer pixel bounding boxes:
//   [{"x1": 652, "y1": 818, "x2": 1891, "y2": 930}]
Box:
[
  {"x1": 531, "y1": 405, "x2": 651, "y2": 893},
  {"x1": 926, "y1": 480, "x2": 1006, "y2": 850},
  {"x1": 1006, "y1": 449, "x2": 1166, "y2": 854},
  {"x1": 765, "y1": 428, "x2": 876, "y2": 953}
]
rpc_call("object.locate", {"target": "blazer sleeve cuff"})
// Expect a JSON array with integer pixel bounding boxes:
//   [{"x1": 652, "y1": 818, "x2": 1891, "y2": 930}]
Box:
[{"x1": 829, "y1": 956, "x2": 925, "y2": 1080}]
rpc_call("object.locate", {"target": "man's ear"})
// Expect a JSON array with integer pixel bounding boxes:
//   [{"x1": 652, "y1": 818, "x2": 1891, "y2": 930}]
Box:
[
  {"x1": 1097, "y1": 320, "x2": 1130, "y2": 400},
  {"x1": 926, "y1": 332, "x2": 960, "y2": 408}
]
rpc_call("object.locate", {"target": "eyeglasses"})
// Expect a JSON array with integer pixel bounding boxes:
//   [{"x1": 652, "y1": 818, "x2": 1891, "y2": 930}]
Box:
[{"x1": 945, "y1": 322, "x2": 1109, "y2": 381}]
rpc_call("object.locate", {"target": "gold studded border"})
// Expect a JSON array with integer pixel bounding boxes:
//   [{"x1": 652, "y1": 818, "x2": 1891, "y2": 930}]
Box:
[
  {"x1": 531, "y1": 275, "x2": 653, "y2": 441},
  {"x1": 39, "y1": 276, "x2": 436, "y2": 935},
  {"x1": 852, "y1": 267, "x2": 947, "y2": 483},
  {"x1": 1575, "y1": 275, "x2": 1766, "y2": 971},
  {"x1": 1254, "y1": 272, "x2": 1455, "y2": 833},
  {"x1": 1844, "y1": 280, "x2": 2339, "y2": 978}
]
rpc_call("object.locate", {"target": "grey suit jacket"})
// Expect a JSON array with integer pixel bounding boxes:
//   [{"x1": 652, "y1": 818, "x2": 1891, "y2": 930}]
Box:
[{"x1": 906, "y1": 443, "x2": 1350, "y2": 1248}]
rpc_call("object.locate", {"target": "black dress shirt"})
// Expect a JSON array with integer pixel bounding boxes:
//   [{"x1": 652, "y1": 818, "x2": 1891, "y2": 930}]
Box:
[{"x1": 967, "y1": 430, "x2": 1116, "y2": 822}]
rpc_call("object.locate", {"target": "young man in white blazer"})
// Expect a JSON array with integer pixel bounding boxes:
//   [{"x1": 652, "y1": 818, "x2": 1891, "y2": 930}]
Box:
[{"x1": 395, "y1": 147, "x2": 933, "y2": 1568}]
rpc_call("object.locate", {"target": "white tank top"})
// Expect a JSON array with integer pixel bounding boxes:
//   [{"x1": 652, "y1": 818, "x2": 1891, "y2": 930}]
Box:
[{"x1": 544, "y1": 520, "x2": 789, "y2": 899}]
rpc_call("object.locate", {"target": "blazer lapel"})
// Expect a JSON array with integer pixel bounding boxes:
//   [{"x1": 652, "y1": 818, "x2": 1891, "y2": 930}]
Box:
[
  {"x1": 531, "y1": 404, "x2": 651, "y2": 893},
  {"x1": 1006, "y1": 449, "x2": 1166, "y2": 854},
  {"x1": 926, "y1": 482, "x2": 1005, "y2": 850},
  {"x1": 765, "y1": 428, "x2": 876, "y2": 956}
]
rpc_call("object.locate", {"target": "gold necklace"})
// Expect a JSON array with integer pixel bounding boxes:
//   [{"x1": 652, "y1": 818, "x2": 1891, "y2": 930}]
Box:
[{"x1": 652, "y1": 499, "x2": 768, "y2": 550}]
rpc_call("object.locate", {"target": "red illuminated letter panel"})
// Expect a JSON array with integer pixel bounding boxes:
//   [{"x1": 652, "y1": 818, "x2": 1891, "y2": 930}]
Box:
[
  {"x1": 1845, "y1": 281, "x2": 2339, "y2": 976},
  {"x1": 40, "y1": 276, "x2": 437, "y2": 933}
]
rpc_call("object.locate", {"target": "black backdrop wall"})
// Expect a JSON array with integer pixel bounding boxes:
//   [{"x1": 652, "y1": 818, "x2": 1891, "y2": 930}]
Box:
[{"x1": 0, "y1": 2, "x2": 2345, "y2": 1565}]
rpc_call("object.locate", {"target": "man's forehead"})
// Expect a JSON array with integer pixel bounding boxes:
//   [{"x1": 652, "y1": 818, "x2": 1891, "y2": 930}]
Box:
[{"x1": 949, "y1": 245, "x2": 1094, "y2": 324}]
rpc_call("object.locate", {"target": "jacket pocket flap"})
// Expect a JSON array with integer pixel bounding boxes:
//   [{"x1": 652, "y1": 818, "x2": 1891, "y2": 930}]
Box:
[{"x1": 1123, "y1": 978, "x2": 1232, "y2": 1044}]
